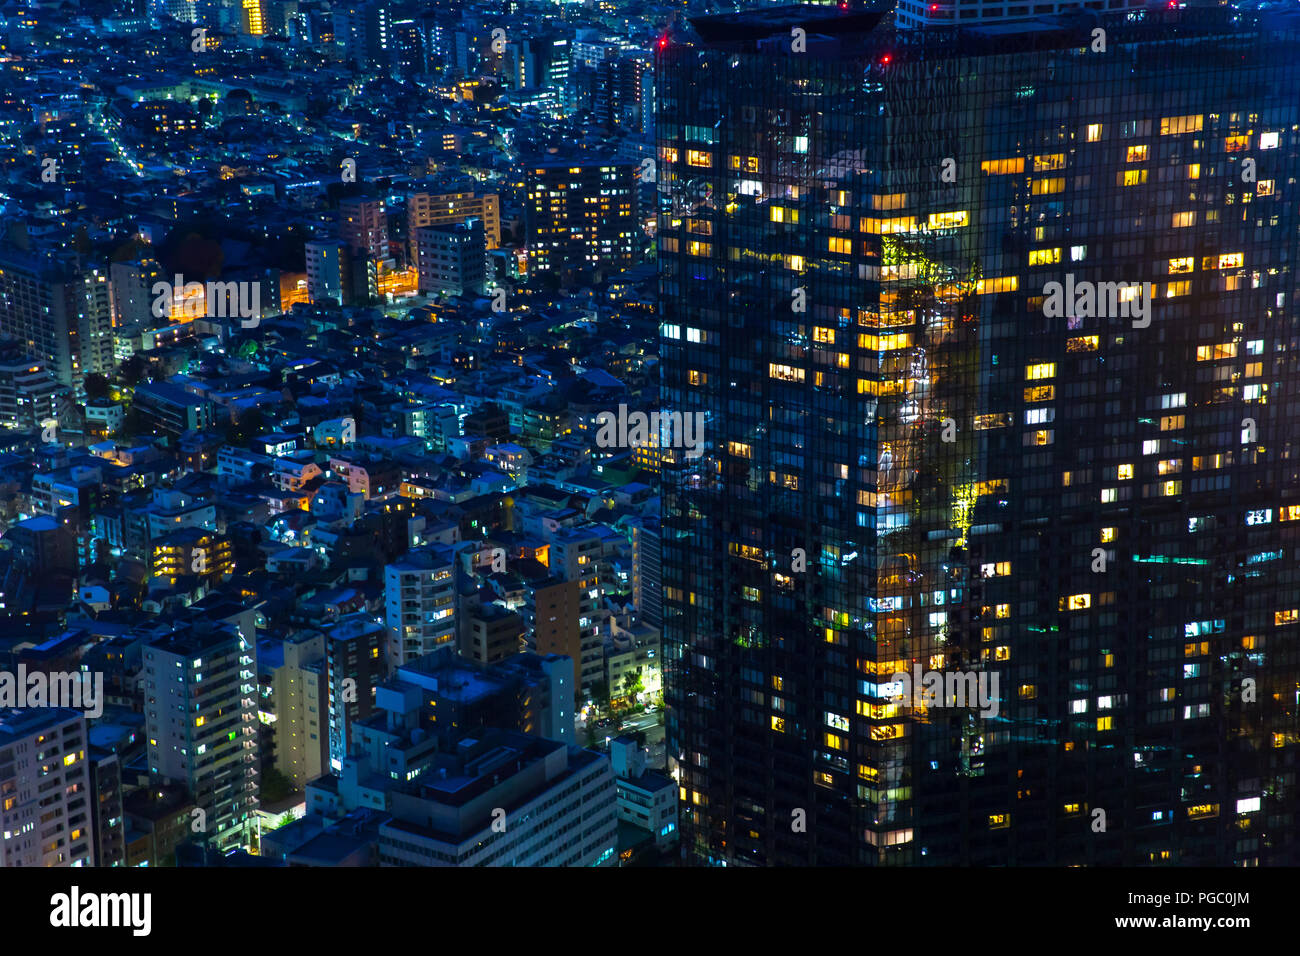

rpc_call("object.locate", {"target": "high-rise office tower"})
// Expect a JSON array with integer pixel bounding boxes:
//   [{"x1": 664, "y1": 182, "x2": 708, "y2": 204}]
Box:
[
  {"x1": 144, "y1": 618, "x2": 260, "y2": 853},
  {"x1": 0, "y1": 246, "x2": 113, "y2": 402},
  {"x1": 658, "y1": 4, "x2": 1300, "y2": 865},
  {"x1": 894, "y1": 0, "x2": 1144, "y2": 30}
]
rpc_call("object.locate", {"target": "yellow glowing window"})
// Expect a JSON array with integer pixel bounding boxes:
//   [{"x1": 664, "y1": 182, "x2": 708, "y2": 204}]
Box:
[
  {"x1": 1172, "y1": 211, "x2": 1196, "y2": 228},
  {"x1": 1033, "y1": 153, "x2": 1066, "y2": 171},
  {"x1": 1187, "y1": 804, "x2": 1219, "y2": 819},
  {"x1": 1086, "y1": 124, "x2": 1102, "y2": 142},
  {"x1": 1117, "y1": 464, "x2": 1133, "y2": 480},
  {"x1": 1024, "y1": 385, "x2": 1054, "y2": 402},
  {"x1": 769, "y1": 363, "x2": 805, "y2": 383},
  {"x1": 828, "y1": 236, "x2": 852, "y2": 254},
  {"x1": 1102, "y1": 653, "x2": 1115, "y2": 668},
  {"x1": 1121, "y1": 169, "x2": 1148, "y2": 186},
  {"x1": 1028, "y1": 247, "x2": 1061, "y2": 266},
  {"x1": 1160, "y1": 415, "x2": 1185, "y2": 431},
  {"x1": 1031, "y1": 178, "x2": 1065, "y2": 195},
  {"x1": 1166, "y1": 280, "x2": 1190, "y2": 297},
  {"x1": 860, "y1": 216, "x2": 916, "y2": 234},
  {"x1": 1160, "y1": 114, "x2": 1203, "y2": 135},
  {"x1": 927, "y1": 210, "x2": 969, "y2": 229},
  {"x1": 871, "y1": 193, "x2": 908, "y2": 210},
  {"x1": 195, "y1": 716, "x2": 206, "y2": 727},
  {"x1": 1281, "y1": 506, "x2": 1300, "y2": 522},
  {"x1": 1219, "y1": 252, "x2": 1244, "y2": 269},
  {"x1": 727, "y1": 441, "x2": 753, "y2": 459},
  {"x1": 1257, "y1": 179, "x2": 1275, "y2": 197},
  {"x1": 995, "y1": 604, "x2": 1011, "y2": 618},
  {"x1": 687, "y1": 240, "x2": 711, "y2": 257},
  {"x1": 659, "y1": 147, "x2": 678, "y2": 163},
  {"x1": 1020, "y1": 684, "x2": 1037, "y2": 699},
  {"x1": 1061, "y1": 593, "x2": 1092, "y2": 611},
  {"x1": 1026, "y1": 363, "x2": 1056, "y2": 380},
  {"x1": 685, "y1": 149, "x2": 712, "y2": 167},
  {"x1": 1126, "y1": 144, "x2": 1148, "y2": 162},
  {"x1": 971, "y1": 276, "x2": 1018, "y2": 295},
  {"x1": 980, "y1": 561, "x2": 1012, "y2": 577},
  {"x1": 1066, "y1": 335, "x2": 1099, "y2": 352},
  {"x1": 771, "y1": 715, "x2": 786, "y2": 733},
  {"x1": 1196, "y1": 343, "x2": 1237, "y2": 360},
  {"x1": 811, "y1": 326, "x2": 835, "y2": 344},
  {"x1": 771, "y1": 206, "x2": 793, "y2": 223},
  {"x1": 980, "y1": 158, "x2": 1024, "y2": 174},
  {"x1": 1168, "y1": 257, "x2": 1194, "y2": 274},
  {"x1": 857, "y1": 764, "x2": 878, "y2": 780},
  {"x1": 1224, "y1": 135, "x2": 1249, "y2": 152},
  {"x1": 825, "y1": 732, "x2": 847, "y2": 751},
  {"x1": 870, "y1": 724, "x2": 902, "y2": 741},
  {"x1": 988, "y1": 814, "x2": 1010, "y2": 829},
  {"x1": 1101, "y1": 527, "x2": 1116, "y2": 543},
  {"x1": 63, "y1": 753, "x2": 78, "y2": 766},
  {"x1": 1275, "y1": 609, "x2": 1299, "y2": 626},
  {"x1": 1097, "y1": 716, "x2": 1113, "y2": 731},
  {"x1": 858, "y1": 332, "x2": 913, "y2": 351},
  {"x1": 785, "y1": 254, "x2": 805, "y2": 271},
  {"x1": 728, "y1": 155, "x2": 759, "y2": 172}
]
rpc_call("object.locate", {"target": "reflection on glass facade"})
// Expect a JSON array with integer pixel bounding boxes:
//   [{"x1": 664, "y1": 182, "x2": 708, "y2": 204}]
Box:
[{"x1": 658, "y1": 4, "x2": 1300, "y2": 865}]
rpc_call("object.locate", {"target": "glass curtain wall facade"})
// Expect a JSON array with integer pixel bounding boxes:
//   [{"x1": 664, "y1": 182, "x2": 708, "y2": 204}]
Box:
[{"x1": 657, "y1": 5, "x2": 1300, "y2": 865}]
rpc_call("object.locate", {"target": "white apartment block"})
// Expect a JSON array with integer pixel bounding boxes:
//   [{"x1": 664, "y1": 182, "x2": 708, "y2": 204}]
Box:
[{"x1": 0, "y1": 708, "x2": 94, "y2": 866}]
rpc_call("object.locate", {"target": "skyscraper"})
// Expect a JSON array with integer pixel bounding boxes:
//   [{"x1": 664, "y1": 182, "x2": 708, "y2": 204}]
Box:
[{"x1": 658, "y1": 4, "x2": 1300, "y2": 865}]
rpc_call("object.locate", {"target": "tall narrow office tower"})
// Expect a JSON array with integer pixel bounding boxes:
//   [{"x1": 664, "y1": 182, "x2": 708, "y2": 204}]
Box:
[{"x1": 658, "y1": 5, "x2": 1300, "y2": 865}]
